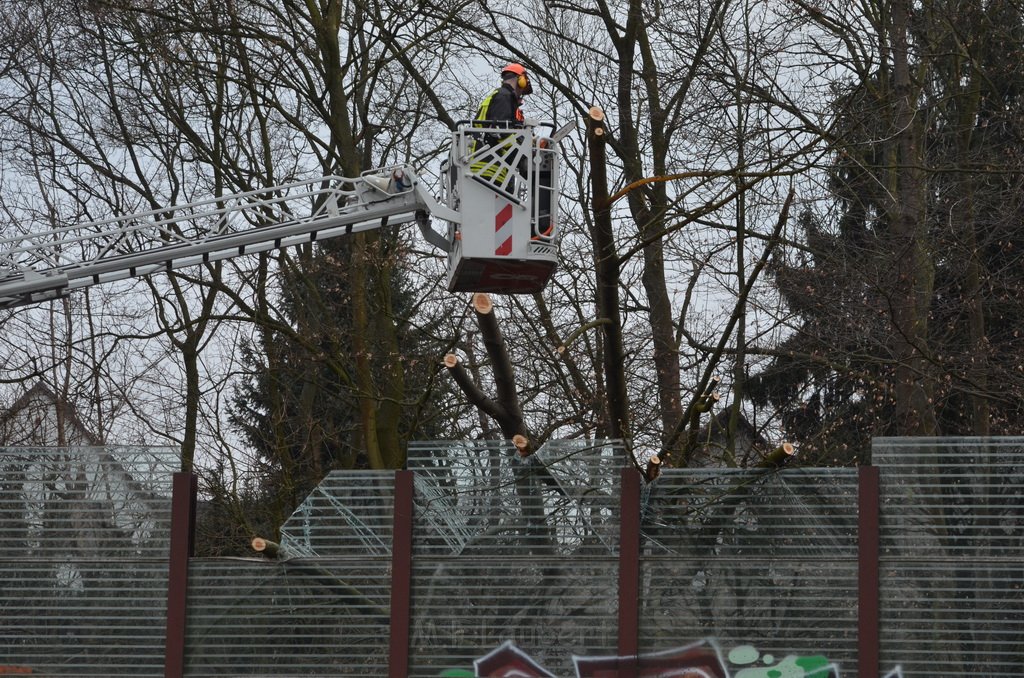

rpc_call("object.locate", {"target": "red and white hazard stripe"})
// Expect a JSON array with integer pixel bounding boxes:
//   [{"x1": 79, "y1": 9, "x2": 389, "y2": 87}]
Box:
[{"x1": 494, "y1": 203, "x2": 513, "y2": 255}]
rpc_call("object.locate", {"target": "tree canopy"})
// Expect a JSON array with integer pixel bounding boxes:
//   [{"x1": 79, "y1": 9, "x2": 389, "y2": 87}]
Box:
[{"x1": 1, "y1": 0, "x2": 1022, "y2": 546}]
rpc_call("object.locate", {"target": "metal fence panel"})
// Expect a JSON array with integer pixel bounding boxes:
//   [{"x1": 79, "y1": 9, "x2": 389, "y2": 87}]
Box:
[
  {"x1": 279, "y1": 471, "x2": 395, "y2": 558},
  {"x1": 5, "y1": 438, "x2": 1022, "y2": 677},
  {"x1": 406, "y1": 440, "x2": 624, "y2": 676},
  {"x1": 184, "y1": 471, "x2": 395, "y2": 676},
  {"x1": 0, "y1": 446, "x2": 176, "y2": 676},
  {"x1": 874, "y1": 437, "x2": 1024, "y2": 677},
  {"x1": 1, "y1": 561, "x2": 172, "y2": 675},
  {"x1": 639, "y1": 468, "x2": 860, "y2": 670},
  {"x1": 410, "y1": 556, "x2": 619, "y2": 676},
  {"x1": 183, "y1": 560, "x2": 391, "y2": 676}
]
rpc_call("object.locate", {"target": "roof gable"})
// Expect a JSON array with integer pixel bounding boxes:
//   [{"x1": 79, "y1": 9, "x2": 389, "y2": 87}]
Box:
[{"x1": 0, "y1": 382, "x2": 101, "y2": 446}]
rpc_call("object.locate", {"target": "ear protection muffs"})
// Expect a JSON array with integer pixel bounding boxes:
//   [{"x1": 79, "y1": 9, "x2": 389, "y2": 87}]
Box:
[{"x1": 502, "y1": 63, "x2": 533, "y2": 95}]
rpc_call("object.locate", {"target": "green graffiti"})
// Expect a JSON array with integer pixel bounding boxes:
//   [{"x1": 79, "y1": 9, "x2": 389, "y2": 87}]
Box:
[
  {"x1": 438, "y1": 670, "x2": 474, "y2": 677},
  {"x1": 794, "y1": 656, "x2": 833, "y2": 675},
  {"x1": 731, "y1": 646, "x2": 834, "y2": 678}
]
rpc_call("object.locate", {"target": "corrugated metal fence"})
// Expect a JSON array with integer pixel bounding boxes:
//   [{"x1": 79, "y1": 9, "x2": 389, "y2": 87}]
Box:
[
  {"x1": 406, "y1": 440, "x2": 622, "y2": 676},
  {"x1": 639, "y1": 467, "x2": 861, "y2": 666},
  {"x1": 183, "y1": 471, "x2": 395, "y2": 675},
  {"x1": 874, "y1": 438, "x2": 1024, "y2": 676},
  {"x1": 0, "y1": 446, "x2": 176, "y2": 676},
  {"x1": 1, "y1": 438, "x2": 1021, "y2": 676}
]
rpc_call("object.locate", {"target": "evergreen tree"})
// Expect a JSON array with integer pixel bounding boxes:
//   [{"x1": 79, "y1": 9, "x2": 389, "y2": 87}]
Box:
[
  {"x1": 749, "y1": 1, "x2": 1024, "y2": 462},
  {"x1": 229, "y1": 231, "x2": 451, "y2": 529}
]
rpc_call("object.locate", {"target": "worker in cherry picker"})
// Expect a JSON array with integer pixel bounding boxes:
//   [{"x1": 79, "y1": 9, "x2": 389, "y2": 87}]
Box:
[
  {"x1": 475, "y1": 63, "x2": 532, "y2": 130},
  {"x1": 472, "y1": 63, "x2": 533, "y2": 177},
  {"x1": 472, "y1": 63, "x2": 553, "y2": 237}
]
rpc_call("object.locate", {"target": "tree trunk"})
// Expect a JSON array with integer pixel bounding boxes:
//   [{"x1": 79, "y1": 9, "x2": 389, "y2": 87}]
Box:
[
  {"x1": 586, "y1": 107, "x2": 631, "y2": 446},
  {"x1": 889, "y1": 0, "x2": 938, "y2": 437},
  {"x1": 955, "y1": 53, "x2": 990, "y2": 436}
]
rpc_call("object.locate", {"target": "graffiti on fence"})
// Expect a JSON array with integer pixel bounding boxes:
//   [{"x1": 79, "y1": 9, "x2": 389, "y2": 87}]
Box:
[
  {"x1": 727, "y1": 645, "x2": 836, "y2": 678},
  {"x1": 440, "y1": 639, "x2": 904, "y2": 678},
  {"x1": 573, "y1": 639, "x2": 728, "y2": 677}
]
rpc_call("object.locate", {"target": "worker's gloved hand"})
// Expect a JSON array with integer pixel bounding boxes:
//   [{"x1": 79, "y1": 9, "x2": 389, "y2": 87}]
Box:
[{"x1": 523, "y1": 117, "x2": 541, "y2": 127}]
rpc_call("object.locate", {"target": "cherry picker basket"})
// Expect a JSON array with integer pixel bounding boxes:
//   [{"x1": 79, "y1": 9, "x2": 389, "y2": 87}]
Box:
[{"x1": 440, "y1": 120, "x2": 560, "y2": 294}]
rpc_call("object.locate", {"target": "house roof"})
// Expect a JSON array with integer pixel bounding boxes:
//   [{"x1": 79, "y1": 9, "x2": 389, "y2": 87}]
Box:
[{"x1": 0, "y1": 381, "x2": 102, "y2": 446}]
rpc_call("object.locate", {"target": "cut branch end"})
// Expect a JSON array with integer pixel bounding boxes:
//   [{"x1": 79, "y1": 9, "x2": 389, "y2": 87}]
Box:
[
  {"x1": 694, "y1": 391, "x2": 720, "y2": 413},
  {"x1": 644, "y1": 455, "x2": 662, "y2": 483},
  {"x1": 472, "y1": 292, "x2": 493, "y2": 315},
  {"x1": 760, "y1": 442, "x2": 796, "y2": 467}
]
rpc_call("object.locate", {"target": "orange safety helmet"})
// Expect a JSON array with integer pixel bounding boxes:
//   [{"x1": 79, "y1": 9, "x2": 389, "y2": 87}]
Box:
[
  {"x1": 500, "y1": 62, "x2": 533, "y2": 95},
  {"x1": 501, "y1": 63, "x2": 527, "y2": 76}
]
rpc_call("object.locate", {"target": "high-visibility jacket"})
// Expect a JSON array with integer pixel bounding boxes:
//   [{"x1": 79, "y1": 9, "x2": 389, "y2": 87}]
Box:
[
  {"x1": 475, "y1": 82, "x2": 523, "y2": 126},
  {"x1": 471, "y1": 83, "x2": 524, "y2": 181}
]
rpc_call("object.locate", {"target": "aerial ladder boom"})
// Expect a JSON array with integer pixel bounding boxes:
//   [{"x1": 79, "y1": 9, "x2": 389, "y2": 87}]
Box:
[
  {"x1": 0, "y1": 169, "x2": 453, "y2": 310},
  {"x1": 0, "y1": 121, "x2": 569, "y2": 309}
]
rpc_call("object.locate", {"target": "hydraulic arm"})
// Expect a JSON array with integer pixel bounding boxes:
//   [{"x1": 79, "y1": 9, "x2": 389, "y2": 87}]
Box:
[{"x1": 0, "y1": 168, "x2": 454, "y2": 310}]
